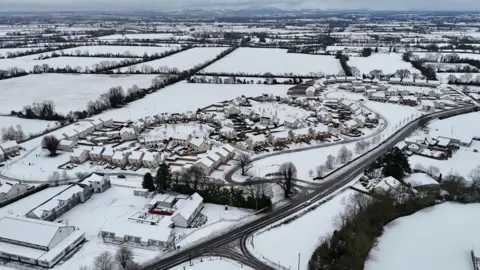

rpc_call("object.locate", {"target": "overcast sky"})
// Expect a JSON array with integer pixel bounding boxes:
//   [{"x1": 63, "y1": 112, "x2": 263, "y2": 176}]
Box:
[{"x1": 1, "y1": 0, "x2": 480, "y2": 11}]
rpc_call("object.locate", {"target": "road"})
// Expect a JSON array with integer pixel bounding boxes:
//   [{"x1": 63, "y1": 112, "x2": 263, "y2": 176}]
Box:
[{"x1": 143, "y1": 105, "x2": 476, "y2": 270}]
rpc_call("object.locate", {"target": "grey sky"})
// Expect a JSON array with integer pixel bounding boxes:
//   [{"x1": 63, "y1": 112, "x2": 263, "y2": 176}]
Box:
[{"x1": 1, "y1": 0, "x2": 480, "y2": 11}]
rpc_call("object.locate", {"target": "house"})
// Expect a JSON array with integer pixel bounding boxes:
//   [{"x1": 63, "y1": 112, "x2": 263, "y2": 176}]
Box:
[
  {"x1": 105, "y1": 131, "x2": 120, "y2": 139},
  {"x1": 305, "y1": 86, "x2": 315, "y2": 96},
  {"x1": 224, "y1": 104, "x2": 241, "y2": 116},
  {"x1": 245, "y1": 134, "x2": 267, "y2": 150},
  {"x1": 72, "y1": 121, "x2": 95, "y2": 139},
  {"x1": 120, "y1": 128, "x2": 137, "y2": 141},
  {"x1": 78, "y1": 173, "x2": 111, "y2": 193},
  {"x1": 89, "y1": 146, "x2": 105, "y2": 161},
  {"x1": 128, "y1": 151, "x2": 144, "y2": 166},
  {"x1": 58, "y1": 140, "x2": 77, "y2": 152},
  {"x1": 284, "y1": 117, "x2": 305, "y2": 130},
  {"x1": 27, "y1": 184, "x2": 89, "y2": 221},
  {"x1": 62, "y1": 128, "x2": 79, "y2": 141},
  {"x1": 268, "y1": 130, "x2": 292, "y2": 145},
  {"x1": 144, "y1": 135, "x2": 164, "y2": 149},
  {"x1": 219, "y1": 126, "x2": 237, "y2": 139},
  {"x1": 142, "y1": 152, "x2": 163, "y2": 169},
  {"x1": 354, "y1": 115, "x2": 367, "y2": 128},
  {"x1": 403, "y1": 173, "x2": 439, "y2": 188},
  {"x1": 193, "y1": 158, "x2": 215, "y2": 175},
  {"x1": 387, "y1": 96, "x2": 402, "y2": 104},
  {"x1": 171, "y1": 134, "x2": 191, "y2": 146},
  {"x1": 371, "y1": 92, "x2": 386, "y2": 101},
  {"x1": 0, "y1": 181, "x2": 28, "y2": 202},
  {"x1": 0, "y1": 140, "x2": 21, "y2": 156},
  {"x1": 365, "y1": 89, "x2": 377, "y2": 97},
  {"x1": 0, "y1": 216, "x2": 85, "y2": 268},
  {"x1": 222, "y1": 144, "x2": 236, "y2": 159},
  {"x1": 408, "y1": 143, "x2": 420, "y2": 153},
  {"x1": 101, "y1": 220, "x2": 174, "y2": 249},
  {"x1": 82, "y1": 118, "x2": 104, "y2": 130},
  {"x1": 212, "y1": 147, "x2": 230, "y2": 164},
  {"x1": 421, "y1": 100, "x2": 435, "y2": 112},
  {"x1": 373, "y1": 176, "x2": 402, "y2": 193},
  {"x1": 403, "y1": 95, "x2": 418, "y2": 106},
  {"x1": 221, "y1": 119, "x2": 234, "y2": 128},
  {"x1": 132, "y1": 121, "x2": 146, "y2": 133},
  {"x1": 189, "y1": 138, "x2": 210, "y2": 152},
  {"x1": 101, "y1": 148, "x2": 115, "y2": 163},
  {"x1": 259, "y1": 116, "x2": 278, "y2": 126},
  {"x1": 112, "y1": 151, "x2": 129, "y2": 167},
  {"x1": 340, "y1": 119, "x2": 359, "y2": 134},
  {"x1": 0, "y1": 148, "x2": 4, "y2": 162},
  {"x1": 70, "y1": 149, "x2": 90, "y2": 164},
  {"x1": 172, "y1": 193, "x2": 204, "y2": 228}
]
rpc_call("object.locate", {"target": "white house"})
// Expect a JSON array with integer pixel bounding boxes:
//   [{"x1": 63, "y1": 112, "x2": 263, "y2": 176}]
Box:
[
  {"x1": 0, "y1": 140, "x2": 21, "y2": 156},
  {"x1": 128, "y1": 151, "x2": 144, "y2": 166},
  {"x1": 142, "y1": 152, "x2": 163, "y2": 168},
  {"x1": 259, "y1": 116, "x2": 278, "y2": 126},
  {"x1": 193, "y1": 158, "x2": 214, "y2": 176},
  {"x1": 58, "y1": 140, "x2": 77, "y2": 152},
  {"x1": 189, "y1": 138, "x2": 210, "y2": 152},
  {"x1": 171, "y1": 134, "x2": 192, "y2": 146},
  {"x1": 305, "y1": 86, "x2": 315, "y2": 96},
  {"x1": 112, "y1": 151, "x2": 129, "y2": 167},
  {"x1": 105, "y1": 131, "x2": 120, "y2": 139},
  {"x1": 101, "y1": 220, "x2": 174, "y2": 249},
  {"x1": 172, "y1": 193, "x2": 204, "y2": 228},
  {"x1": 70, "y1": 149, "x2": 90, "y2": 164},
  {"x1": 371, "y1": 92, "x2": 386, "y2": 101},
  {"x1": 144, "y1": 135, "x2": 164, "y2": 149},
  {"x1": 89, "y1": 146, "x2": 105, "y2": 161},
  {"x1": 0, "y1": 181, "x2": 29, "y2": 203},
  {"x1": 79, "y1": 173, "x2": 111, "y2": 193},
  {"x1": 132, "y1": 121, "x2": 146, "y2": 133},
  {"x1": 206, "y1": 152, "x2": 222, "y2": 168},
  {"x1": 62, "y1": 128, "x2": 79, "y2": 141},
  {"x1": 224, "y1": 104, "x2": 241, "y2": 116},
  {"x1": 72, "y1": 121, "x2": 95, "y2": 139},
  {"x1": 120, "y1": 128, "x2": 137, "y2": 141},
  {"x1": 340, "y1": 119, "x2": 359, "y2": 134},
  {"x1": 284, "y1": 117, "x2": 305, "y2": 129}
]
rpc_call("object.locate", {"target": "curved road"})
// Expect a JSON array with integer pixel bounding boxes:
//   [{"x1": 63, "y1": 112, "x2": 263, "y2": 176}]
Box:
[{"x1": 143, "y1": 105, "x2": 477, "y2": 270}]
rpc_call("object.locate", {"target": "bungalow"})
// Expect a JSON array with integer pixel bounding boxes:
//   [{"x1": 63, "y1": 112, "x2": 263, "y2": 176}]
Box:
[
  {"x1": 70, "y1": 149, "x2": 90, "y2": 164},
  {"x1": 352, "y1": 86, "x2": 366, "y2": 92},
  {"x1": 128, "y1": 151, "x2": 144, "y2": 166},
  {"x1": 89, "y1": 146, "x2": 105, "y2": 161},
  {"x1": 386, "y1": 87, "x2": 398, "y2": 96},
  {"x1": 371, "y1": 92, "x2": 386, "y2": 102},
  {"x1": 408, "y1": 143, "x2": 420, "y2": 153},
  {"x1": 222, "y1": 144, "x2": 236, "y2": 159},
  {"x1": 72, "y1": 121, "x2": 95, "y2": 139},
  {"x1": 142, "y1": 152, "x2": 163, "y2": 168},
  {"x1": 101, "y1": 148, "x2": 115, "y2": 163},
  {"x1": 189, "y1": 138, "x2": 210, "y2": 152},
  {"x1": 62, "y1": 128, "x2": 79, "y2": 141},
  {"x1": 58, "y1": 140, "x2": 77, "y2": 152},
  {"x1": 112, "y1": 151, "x2": 129, "y2": 167},
  {"x1": 219, "y1": 126, "x2": 237, "y2": 139},
  {"x1": 402, "y1": 96, "x2": 418, "y2": 106},
  {"x1": 0, "y1": 141, "x2": 21, "y2": 156},
  {"x1": 99, "y1": 118, "x2": 113, "y2": 127},
  {"x1": 120, "y1": 128, "x2": 137, "y2": 141},
  {"x1": 84, "y1": 118, "x2": 105, "y2": 130}
]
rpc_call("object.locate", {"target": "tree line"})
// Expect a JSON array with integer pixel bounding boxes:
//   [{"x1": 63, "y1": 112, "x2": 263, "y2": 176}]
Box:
[
  {"x1": 0, "y1": 45, "x2": 78, "y2": 59},
  {"x1": 402, "y1": 52, "x2": 437, "y2": 80}
]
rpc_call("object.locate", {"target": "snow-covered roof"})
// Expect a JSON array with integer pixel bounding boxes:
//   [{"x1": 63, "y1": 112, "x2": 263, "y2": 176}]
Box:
[
  {"x1": 102, "y1": 219, "x2": 173, "y2": 243},
  {"x1": 222, "y1": 144, "x2": 235, "y2": 153},
  {"x1": 403, "y1": 95, "x2": 418, "y2": 101},
  {"x1": 437, "y1": 137, "x2": 451, "y2": 147},
  {"x1": 220, "y1": 126, "x2": 235, "y2": 133},
  {"x1": 129, "y1": 151, "x2": 144, "y2": 160},
  {"x1": 59, "y1": 139, "x2": 75, "y2": 147},
  {"x1": 112, "y1": 151, "x2": 126, "y2": 160},
  {"x1": 375, "y1": 176, "x2": 401, "y2": 192},
  {"x1": 396, "y1": 141, "x2": 407, "y2": 150},
  {"x1": 0, "y1": 216, "x2": 67, "y2": 247},
  {"x1": 90, "y1": 146, "x2": 105, "y2": 155},
  {"x1": 372, "y1": 92, "x2": 386, "y2": 98},
  {"x1": 0, "y1": 141, "x2": 19, "y2": 150},
  {"x1": 102, "y1": 148, "x2": 115, "y2": 157},
  {"x1": 142, "y1": 151, "x2": 159, "y2": 162},
  {"x1": 404, "y1": 173, "x2": 439, "y2": 187},
  {"x1": 190, "y1": 137, "x2": 206, "y2": 148},
  {"x1": 120, "y1": 127, "x2": 135, "y2": 135},
  {"x1": 174, "y1": 193, "x2": 203, "y2": 222},
  {"x1": 38, "y1": 230, "x2": 85, "y2": 262},
  {"x1": 207, "y1": 152, "x2": 221, "y2": 163},
  {"x1": 213, "y1": 147, "x2": 229, "y2": 158},
  {"x1": 344, "y1": 119, "x2": 358, "y2": 129},
  {"x1": 80, "y1": 173, "x2": 104, "y2": 185},
  {"x1": 0, "y1": 181, "x2": 14, "y2": 194},
  {"x1": 388, "y1": 96, "x2": 401, "y2": 102},
  {"x1": 70, "y1": 148, "x2": 88, "y2": 158},
  {"x1": 195, "y1": 157, "x2": 214, "y2": 168}
]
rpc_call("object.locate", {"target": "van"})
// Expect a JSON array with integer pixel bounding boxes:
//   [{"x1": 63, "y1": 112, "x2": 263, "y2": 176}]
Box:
[{"x1": 303, "y1": 200, "x2": 311, "y2": 206}]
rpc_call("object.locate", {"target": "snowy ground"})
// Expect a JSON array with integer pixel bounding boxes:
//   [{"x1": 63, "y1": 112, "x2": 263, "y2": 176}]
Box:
[
  {"x1": 365, "y1": 202, "x2": 480, "y2": 270},
  {"x1": 203, "y1": 48, "x2": 341, "y2": 76},
  {"x1": 0, "y1": 47, "x2": 43, "y2": 58},
  {"x1": 0, "y1": 116, "x2": 60, "y2": 138},
  {"x1": 250, "y1": 188, "x2": 357, "y2": 270},
  {"x1": 428, "y1": 111, "x2": 480, "y2": 143},
  {"x1": 0, "y1": 74, "x2": 157, "y2": 114},
  {"x1": 94, "y1": 81, "x2": 291, "y2": 122},
  {"x1": 0, "y1": 56, "x2": 139, "y2": 72},
  {"x1": 348, "y1": 53, "x2": 419, "y2": 75},
  {"x1": 47, "y1": 45, "x2": 179, "y2": 57},
  {"x1": 97, "y1": 33, "x2": 181, "y2": 40},
  {"x1": 169, "y1": 257, "x2": 252, "y2": 270},
  {"x1": 118, "y1": 47, "x2": 229, "y2": 72}
]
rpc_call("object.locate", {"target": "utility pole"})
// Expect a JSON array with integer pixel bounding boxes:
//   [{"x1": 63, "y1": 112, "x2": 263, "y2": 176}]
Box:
[{"x1": 298, "y1": 253, "x2": 301, "y2": 270}]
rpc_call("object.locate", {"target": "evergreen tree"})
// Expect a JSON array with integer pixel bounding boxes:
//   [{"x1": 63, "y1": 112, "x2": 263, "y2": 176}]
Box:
[
  {"x1": 142, "y1": 172, "x2": 155, "y2": 191},
  {"x1": 155, "y1": 163, "x2": 172, "y2": 191}
]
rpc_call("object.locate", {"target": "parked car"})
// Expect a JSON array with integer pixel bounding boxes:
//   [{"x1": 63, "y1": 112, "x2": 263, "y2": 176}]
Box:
[{"x1": 117, "y1": 175, "x2": 126, "y2": 179}]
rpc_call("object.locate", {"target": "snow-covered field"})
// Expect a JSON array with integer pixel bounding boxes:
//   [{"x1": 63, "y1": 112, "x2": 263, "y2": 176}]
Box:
[
  {"x1": 428, "y1": 111, "x2": 480, "y2": 145},
  {"x1": 365, "y1": 203, "x2": 480, "y2": 270},
  {"x1": 170, "y1": 257, "x2": 252, "y2": 270},
  {"x1": 0, "y1": 116, "x2": 60, "y2": 138},
  {"x1": 46, "y1": 45, "x2": 180, "y2": 57},
  {"x1": 203, "y1": 48, "x2": 341, "y2": 76},
  {"x1": 0, "y1": 56, "x2": 139, "y2": 72},
  {"x1": 0, "y1": 74, "x2": 157, "y2": 114},
  {"x1": 97, "y1": 33, "x2": 181, "y2": 40},
  {"x1": 118, "y1": 47, "x2": 229, "y2": 72},
  {"x1": 349, "y1": 53, "x2": 419, "y2": 75},
  {"x1": 95, "y1": 82, "x2": 291, "y2": 122},
  {"x1": 250, "y1": 188, "x2": 357, "y2": 270},
  {"x1": 0, "y1": 47, "x2": 43, "y2": 58}
]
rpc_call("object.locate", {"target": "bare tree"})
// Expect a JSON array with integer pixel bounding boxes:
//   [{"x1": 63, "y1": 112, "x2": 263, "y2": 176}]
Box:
[
  {"x1": 308, "y1": 169, "x2": 314, "y2": 177},
  {"x1": 42, "y1": 135, "x2": 60, "y2": 156},
  {"x1": 236, "y1": 153, "x2": 253, "y2": 175},
  {"x1": 355, "y1": 140, "x2": 367, "y2": 154},
  {"x1": 75, "y1": 172, "x2": 90, "y2": 180},
  {"x1": 469, "y1": 165, "x2": 480, "y2": 182},
  {"x1": 395, "y1": 69, "x2": 411, "y2": 81},
  {"x1": 325, "y1": 154, "x2": 336, "y2": 170},
  {"x1": 337, "y1": 146, "x2": 353, "y2": 164},
  {"x1": 414, "y1": 163, "x2": 426, "y2": 171},
  {"x1": 316, "y1": 165, "x2": 326, "y2": 178},
  {"x1": 93, "y1": 251, "x2": 114, "y2": 270},
  {"x1": 245, "y1": 179, "x2": 271, "y2": 201},
  {"x1": 426, "y1": 166, "x2": 440, "y2": 177},
  {"x1": 369, "y1": 69, "x2": 383, "y2": 79},
  {"x1": 277, "y1": 162, "x2": 297, "y2": 198},
  {"x1": 48, "y1": 171, "x2": 62, "y2": 186},
  {"x1": 115, "y1": 247, "x2": 134, "y2": 270}
]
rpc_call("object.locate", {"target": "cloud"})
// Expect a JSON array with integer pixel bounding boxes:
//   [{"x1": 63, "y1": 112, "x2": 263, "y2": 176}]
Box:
[{"x1": 1, "y1": 0, "x2": 479, "y2": 11}]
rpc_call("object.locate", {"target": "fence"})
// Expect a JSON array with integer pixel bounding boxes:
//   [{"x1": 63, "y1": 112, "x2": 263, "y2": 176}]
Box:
[
  {"x1": 247, "y1": 236, "x2": 291, "y2": 270},
  {"x1": 180, "y1": 256, "x2": 246, "y2": 269}
]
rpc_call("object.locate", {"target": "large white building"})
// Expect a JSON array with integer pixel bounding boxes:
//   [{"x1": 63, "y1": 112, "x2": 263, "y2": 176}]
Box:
[
  {"x1": 0, "y1": 217, "x2": 85, "y2": 268},
  {"x1": 172, "y1": 193, "x2": 204, "y2": 228},
  {"x1": 0, "y1": 181, "x2": 29, "y2": 203}
]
